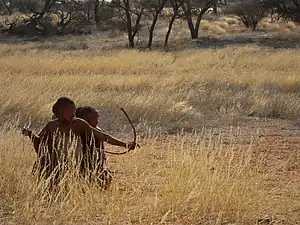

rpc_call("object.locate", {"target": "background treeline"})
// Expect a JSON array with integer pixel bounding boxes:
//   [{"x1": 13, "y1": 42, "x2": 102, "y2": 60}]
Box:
[{"x1": 0, "y1": 0, "x2": 299, "y2": 48}]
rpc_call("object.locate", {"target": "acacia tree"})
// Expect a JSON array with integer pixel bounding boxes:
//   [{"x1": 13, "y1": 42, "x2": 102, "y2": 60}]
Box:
[
  {"x1": 164, "y1": 0, "x2": 184, "y2": 46},
  {"x1": 3, "y1": 0, "x2": 58, "y2": 35},
  {"x1": 95, "y1": 0, "x2": 108, "y2": 27},
  {"x1": 230, "y1": 0, "x2": 271, "y2": 30},
  {"x1": 111, "y1": 0, "x2": 144, "y2": 48},
  {"x1": 1, "y1": 0, "x2": 12, "y2": 14},
  {"x1": 182, "y1": 0, "x2": 226, "y2": 39},
  {"x1": 0, "y1": 0, "x2": 39, "y2": 15},
  {"x1": 143, "y1": 0, "x2": 167, "y2": 49},
  {"x1": 272, "y1": 0, "x2": 300, "y2": 22},
  {"x1": 2, "y1": 0, "x2": 93, "y2": 35},
  {"x1": 54, "y1": 0, "x2": 93, "y2": 35}
]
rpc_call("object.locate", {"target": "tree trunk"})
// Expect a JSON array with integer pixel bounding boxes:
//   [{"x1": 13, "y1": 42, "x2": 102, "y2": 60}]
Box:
[
  {"x1": 148, "y1": 13, "x2": 159, "y2": 49},
  {"x1": 165, "y1": 0, "x2": 184, "y2": 46},
  {"x1": 2, "y1": 0, "x2": 12, "y2": 15},
  {"x1": 94, "y1": 0, "x2": 100, "y2": 27},
  {"x1": 164, "y1": 12, "x2": 177, "y2": 47},
  {"x1": 182, "y1": 2, "x2": 214, "y2": 39},
  {"x1": 190, "y1": 27, "x2": 198, "y2": 39},
  {"x1": 123, "y1": 0, "x2": 135, "y2": 48},
  {"x1": 126, "y1": 15, "x2": 135, "y2": 48},
  {"x1": 132, "y1": 9, "x2": 143, "y2": 48},
  {"x1": 147, "y1": 13, "x2": 159, "y2": 49},
  {"x1": 147, "y1": 19, "x2": 157, "y2": 49},
  {"x1": 193, "y1": 6, "x2": 210, "y2": 39},
  {"x1": 239, "y1": 15, "x2": 250, "y2": 28},
  {"x1": 128, "y1": 32, "x2": 135, "y2": 48},
  {"x1": 186, "y1": 21, "x2": 198, "y2": 39},
  {"x1": 147, "y1": 0, "x2": 167, "y2": 49},
  {"x1": 251, "y1": 20, "x2": 258, "y2": 31},
  {"x1": 182, "y1": 2, "x2": 198, "y2": 39}
]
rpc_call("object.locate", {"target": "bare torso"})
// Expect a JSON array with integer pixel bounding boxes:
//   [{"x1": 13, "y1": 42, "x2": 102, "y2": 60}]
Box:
[{"x1": 37, "y1": 118, "x2": 99, "y2": 177}]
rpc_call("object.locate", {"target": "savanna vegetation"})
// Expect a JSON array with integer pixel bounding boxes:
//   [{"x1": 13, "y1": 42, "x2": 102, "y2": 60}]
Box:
[{"x1": 1, "y1": 0, "x2": 300, "y2": 225}]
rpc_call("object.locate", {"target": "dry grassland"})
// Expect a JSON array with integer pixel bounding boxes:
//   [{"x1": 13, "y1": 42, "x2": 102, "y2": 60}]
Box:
[{"x1": 0, "y1": 42, "x2": 300, "y2": 225}]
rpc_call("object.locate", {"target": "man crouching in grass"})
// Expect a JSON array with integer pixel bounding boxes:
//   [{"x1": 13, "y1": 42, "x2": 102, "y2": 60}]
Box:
[{"x1": 22, "y1": 97, "x2": 136, "y2": 190}]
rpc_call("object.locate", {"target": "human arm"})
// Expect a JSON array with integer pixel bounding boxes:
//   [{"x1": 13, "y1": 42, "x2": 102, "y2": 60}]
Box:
[
  {"x1": 92, "y1": 127, "x2": 136, "y2": 149},
  {"x1": 22, "y1": 124, "x2": 48, "y2": 154},
  {"x1": 78, "y1": 119, "x2": 136, "y2": 150},
  {"x1": 22, "y1": 128, "x2": 40, "y2": 154}
]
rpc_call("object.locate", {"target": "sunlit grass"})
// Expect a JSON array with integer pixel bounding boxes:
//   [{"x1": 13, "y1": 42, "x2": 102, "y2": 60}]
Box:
[
  {"x1": 1, "y1": 44, "x2": 300, "y2": 125},
  {"x1": 1, "y1": 124, "x2": 296, "y2": 224},
  {"x1": 0, "y1": 42, "x2": 300, "y2": 224}
]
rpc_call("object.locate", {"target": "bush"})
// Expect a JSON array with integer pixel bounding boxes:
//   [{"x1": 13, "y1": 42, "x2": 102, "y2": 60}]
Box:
[
  {"x1": 228, "y1": 0, "x2": 270, "y2": 30},
  {"x1": 215, "y1": 21, "x2": 229, "y2": 29},
  {"x1": 210, "y1": 24, "x2": 226, "y2": 35},
  {"x1": 272, "y1": 0, "x2": 300, "y2": 23},
  {"x1": 220, "y1": 16, "x2": 240, "y2": 25},
  {"x1": 200, "y1": 20, "x2": 211, "y2": 31}
]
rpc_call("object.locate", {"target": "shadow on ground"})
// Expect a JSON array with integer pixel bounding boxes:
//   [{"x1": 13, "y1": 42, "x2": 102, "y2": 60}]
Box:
[
  {"x1": 1, "y1": 31, "x2": 300, "y2": 51},
  {"x1": 194, "y1": 32, "x2": 300, "y2": 50}
]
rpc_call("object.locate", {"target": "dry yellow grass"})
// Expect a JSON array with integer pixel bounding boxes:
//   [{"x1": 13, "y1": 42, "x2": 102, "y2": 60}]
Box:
[
  {"x1": 0, "y1": 124, "x2": 274, "y2": 225},
  {"x1": 215, "y1": 21, "x2": 229, "y2": 30},
  {"x1": 1, "y1": 42, "x2": 300, "y2": 224},
  {"x1": 200, "y1": 20, "x2": 211, "y2": 31},
  {"x1": 219, "y1": 16, "x2": 240, "y2": 25},
  {"x1": 200, "y1": 19, "x2": 231, "y2": 34},
  {"x1": 2, "y1": 43, "x2": 300, "y2": 122},
  {"x1": 209, "y1": 24, "x2": 226, "y2": 35},
  {"x1": 200, "y1": 15, "x2": 297, "y2": 35},
  {"x1": 285, "y1": 21, "x2": 297, "y2": 30},
  {"x1": 259, "y1": 21, "x2": 280, "y2": 31}
]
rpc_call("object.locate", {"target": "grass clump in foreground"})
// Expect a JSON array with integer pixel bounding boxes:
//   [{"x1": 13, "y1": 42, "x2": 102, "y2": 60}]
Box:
[{"x1": 0, "y1": 124, "x2": 293, "y2": 225}]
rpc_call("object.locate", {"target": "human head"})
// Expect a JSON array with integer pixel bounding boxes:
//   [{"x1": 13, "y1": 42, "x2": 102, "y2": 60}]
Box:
[
  {"x1": 75, "y1": 106, "x2": 99, "y2": 127},
  {"x1": 52, "y1": 97, "x2": 76, "y2": 123}
]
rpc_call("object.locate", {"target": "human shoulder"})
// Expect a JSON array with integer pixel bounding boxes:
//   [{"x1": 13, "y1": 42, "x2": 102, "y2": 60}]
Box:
[
  {"x1": 96, "y1": 126, "x2": 103, "y2": 131},
  {"x1": 44, "y1": 120, "x2": 59, "y2": 130},
  {"x1": 72, "y1": 118, "x2": 91, "y2": 130},
  {"x1": 73, "y1": 117, "x2": 89, "y2": 125},
  {"x1": 37, "y1": 120, "x2": 58, "y2": 136}
]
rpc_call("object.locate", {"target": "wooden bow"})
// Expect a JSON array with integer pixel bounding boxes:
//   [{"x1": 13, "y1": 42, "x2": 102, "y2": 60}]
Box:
[
  {"x1": 120, "y1": 107, "x2": 140, "y2": 149},
  {"x1": 105, "y1": 107, "x2": 140, "y2": 155}
]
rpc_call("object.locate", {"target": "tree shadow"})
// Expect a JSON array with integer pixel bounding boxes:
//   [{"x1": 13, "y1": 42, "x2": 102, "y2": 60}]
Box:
[
  {"x1": 0, "y1": 33, "x2": 129, "y2": 51},
  {"x1": 1, "y1": 31, "x2": 300, "y2": 51},
  {"x1": 194, "y1": 33, "x2": 300, "y2": 50}
]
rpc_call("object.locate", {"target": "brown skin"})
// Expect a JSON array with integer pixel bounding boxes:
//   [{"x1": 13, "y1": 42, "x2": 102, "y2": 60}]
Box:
[
  {"x1": 21, "y1": 129, "x2": 40, "y2": 154},
  {"x1": 77, "y1": 109, "x2": 111, "y2": 189},
  {"x1": 22, "y1": 103, "x2": 136, "y2": 182},
  {"x1": 75, "y1": 108, "x2": 112, "y2": 189},
  {"x1": 85, "y1": 109, "x2": 99, "y2": 128},
  {"x1": 26, "y1": 119, "x2": 127, "y2": 148},
  {"x1": 23, "y1": 105, "x2": 136, "y2": 153},
  {"x1": 23, "y1": 109, "x2": 106, "y2": 157},
  {"x1": 78, "y1": 109, "x2": 104, "y2": 150}
]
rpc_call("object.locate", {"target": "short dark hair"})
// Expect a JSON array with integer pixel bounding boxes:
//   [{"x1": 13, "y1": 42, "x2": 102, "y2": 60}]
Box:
[
  {"x1": 52, "y1": 97, "x2": 75, "y2": 117},
  {"x1": 75, "y1": 106, "x2": 97, "y2": 119}
]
